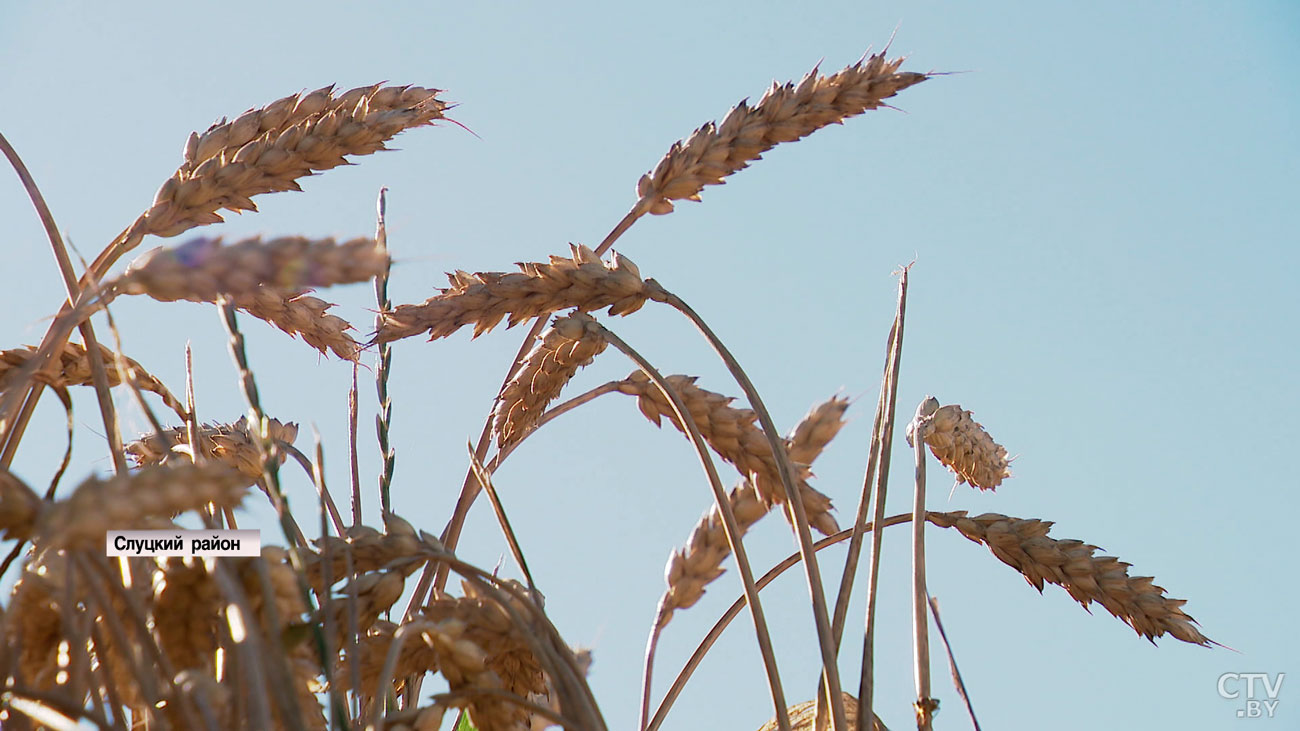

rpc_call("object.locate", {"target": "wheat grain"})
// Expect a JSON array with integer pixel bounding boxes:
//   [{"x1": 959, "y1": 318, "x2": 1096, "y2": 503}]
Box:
[
  {"x1": 927, "y1": 510, "x2": 1210, "y2": 645},
  {"x1": 125, "y1": 415, "x2": 299, "y2": 479},
  {"x1": 113, "y1": 235, "x2": 386, "y2": 303},
  {"x1": 0, "y1": 341, "x2": 186, "y2": 416},
  {"x1": 140, "y1": 87, "x2": 446, "y2": 238},
  {"x1": 493, "y1": 312, "x2": 608, "y2": 446},
  {"x1": 617, "y1": 372, "x2": 838, "y2": 535},
  {"x1": 374, "y1": 244, "x2": 660, "y2": 344},
  {"x1": 36, "y1": 463, "x2": 250, "y2": 549},
  {"x1": 636, "y1": 51, "x2": 925, "y2": 214},
  {"x1": 909, "y1": 399, "x2": 1011, "y2": 490},
  {"x1": 787, "y1": 395, "x2": 850, "y2": 467},
  {"x1": 330, "y1": 569, "x2": 406, "y2": 637}
]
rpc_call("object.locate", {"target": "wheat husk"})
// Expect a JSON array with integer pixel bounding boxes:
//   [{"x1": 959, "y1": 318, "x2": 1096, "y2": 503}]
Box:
[
  {"x1": 493, "y1": 312, "x2": 608, "y2": 446},
  {"x1": 927, "y1": 510, "x2": 1210, "y2": 645},
  {"x1": 910, "y1": 401, "x2": 1011, "y2": 490},
  {"x1": 141, "y1": 86, "x2": 446, "y2": 238},
  {"x1": 0, "y1": 341, "x2": 186, "y2": 416},
  {"x1": 3, "y1": 553, "x2": 66, "y2": 689},
  {"x1": 618, "y1": 372, "x2": 838, "y2": 535},
  {"x1": 425, "y1": 580, "x2": 546, "y2": 702},
  {"x1": 305, "y1": 512, "x2": 423, "y2": 588},
  {"x1": 125, "y1": 415, "x2": 299, "y2": 479},
  {"x1": 756, "y1": 693, "x2": 876, "y2": 731},
  {"x1": 637, "y1": 51, "x2": 926, "y2": 214},
  {"x1": 374, "y1": 244, "x2": 659, "y2": 344},
  {"x1": 114, "y1": 235, "x2": 386, "y2": 303},
  {"x1": 0, "y1": 468, "x2": 40, "y2": 540}
]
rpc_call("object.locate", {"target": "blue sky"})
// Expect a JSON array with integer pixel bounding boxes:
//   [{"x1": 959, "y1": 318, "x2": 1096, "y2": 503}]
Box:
[{"x1": 1, "y1": 2, "x2": 1296, "y2": 729}]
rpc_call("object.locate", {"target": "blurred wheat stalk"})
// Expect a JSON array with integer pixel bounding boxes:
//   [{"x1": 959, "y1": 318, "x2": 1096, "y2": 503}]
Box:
[{"x1": 0, "y1": 47, "x2": 1210, "y2": 731}]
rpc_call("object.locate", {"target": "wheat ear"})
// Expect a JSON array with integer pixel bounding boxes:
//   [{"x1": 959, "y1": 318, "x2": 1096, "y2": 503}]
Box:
[
  {"x1": 125, "y1": 415, "x2": 299, "y2": 479},
  {"x1": 927, "y1": 510, "x2": 1210, "y2": 645},
  {"x1": 140, "y1": 86, "x2": 446, "y2": 239},
  {"x1": 35, "y1": 463, "x2": 250, "y2": 549},
  {"x1": 0, "y1": 342, "x2": 186, "y2": 417},
  {"x1": 493, "y1": 312, "x2": 609, "y2": 447},
  {"x1": 231, "y1": 289, "x2": 362, "y2": 361},
  {"x1": 907, "y1": 401, "x2": 1012, "y2": 490},
  {"x1": 660, "y1": 395, "x2": 850, "y2": 624},
  {"x1": 374, "y1": 245, "x2": 661, "y2": 344},
  {"x1": 636, "y1": 51, "x2": 926, "y2": 215},
  {"x1": 617, "y1": 372, "x2": 839, "y2": 535}
]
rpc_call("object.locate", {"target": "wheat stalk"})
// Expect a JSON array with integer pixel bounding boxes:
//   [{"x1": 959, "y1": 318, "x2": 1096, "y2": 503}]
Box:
[{"x1": 635, "y1": 51, "x2": 926, "y2": 215}]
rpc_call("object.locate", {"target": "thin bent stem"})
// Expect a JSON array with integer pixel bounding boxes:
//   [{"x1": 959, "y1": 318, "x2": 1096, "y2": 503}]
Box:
[
  {"x1": 0, "y1": 131, "x2": 126, "y2": 474},
  {"x1": 928, "y1": 597, "x2": 981, "y2": 731},
  {"x1": 647, "y1": 514, "x2": 917, "y2": 731},
  {"x1": 466, "y1": 442, "x2": 537, "y2": 593},
  {"x1": 656, "y1": 287, "x2": 846, "y2": 731},
  {"x1": 595, "y1": 324, "x2": 791, "y2": 731}
]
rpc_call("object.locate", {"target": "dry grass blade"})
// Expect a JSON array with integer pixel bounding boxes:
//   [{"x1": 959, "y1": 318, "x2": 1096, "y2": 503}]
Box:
[
  {"x1": 636, "y1": 51, "x2": 926, "y2": 214},
  {"x1": 927, "y1": 510, "x2": 1211, "y2": 645},
  {"x1": 35, "y1": 462, "x2": 250, "y2": 549},
  {"x1": 113, "y1": 235, "x2": 387, "y2": 303},
  {"x1": 907, "y1": 401, "x2": 1011, "y2": 491},
  {"x1": 374, "y1": 244, "x2": 661, "y2": 344},
  {"x1": 0, "y1": 341, "x2": 186, "y2": 416},
  {"x1": 494, "y1": 312, "x2": 609, "y2": 447},
  {"x1": 125, "y1": 415, "x2": 299, "y2": 479},
  {"x1": 617, "y1": 372, "x2": 839, "y2": 536},
  {"x1": 140, "y1": 86, "x2": 447, "y2": 239}
]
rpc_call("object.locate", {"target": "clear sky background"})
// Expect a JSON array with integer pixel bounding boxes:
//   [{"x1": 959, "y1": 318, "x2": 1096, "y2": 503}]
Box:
[{"x1": 1, "y1": 2, "x2": 1296, "y2": 729}]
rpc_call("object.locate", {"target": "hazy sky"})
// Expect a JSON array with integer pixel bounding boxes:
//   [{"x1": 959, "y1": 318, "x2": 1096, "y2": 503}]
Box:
[{"x1": 2, "y1": 2, "x2": 1297, "y2": 729}]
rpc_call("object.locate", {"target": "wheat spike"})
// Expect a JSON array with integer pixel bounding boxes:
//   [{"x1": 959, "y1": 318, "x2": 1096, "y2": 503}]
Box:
[
  {"x1": 756, "y1": 693, "x2": 875, "y2": 731},
  {"x1": 909, "y1": 399, "x2": 1011, "y2": 490},
  {"x1": 3, "y1": 554, "x2": 66, "y2": 689},
  {"x1": 618, "y1": 372, "x2": 838, "y2": 535},
  {"x1": 36, "y1": 463, "x2": 250, "y2": 549},
  {"x1": 425, "y1": 580, "x2": 547, "y2": 702},
  {"x1": 927, "y1": 510, "x2": 1210, "y2": 645},
  {"x1": 0, "y1": 341, "x2": 186, "y2": 416},
  {"x1": 493, "y1": 312, "x2": 608, "y2": 446},
  {"x1": 0, "y1": 468, "x2": 40, "y2": 540},
  {"x1": 153, "y1": 557, "x2": 220, "y2": 672},
  {"x1": 305, "y1": 512, "x2": 423, "y2": 589},
  {"x1": 125, "y1": 415, "x2": 299, "y2": 478},
  {"x1": 182, "y1": 84, "x2": 443, "y2": 174},
  {"x1": 659, "y1": 395, "x2": 850, "y2": 623},
  {"x1": 374, "y1": 244, "x2": 659, "y2": 344},
  {"x1": 636, "y1": 51, "x2": 926, "y2": 214},
  {"x1": 231, "y1": 288, "x2": 361, "y2": 361},
  {"x1": 114, "y1": 235, "x2": 387, "y2": 303},
  {"x1": 140, "y1": 86, "x2": 446, "y2": 238}
]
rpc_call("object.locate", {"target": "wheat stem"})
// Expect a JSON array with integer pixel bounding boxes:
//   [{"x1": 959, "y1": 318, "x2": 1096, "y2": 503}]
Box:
[
  {"x1": 655, "y1": 287, "x2": 846, "y2": 730},
  {"x1": 908, "y1": 401, "x2": 936, "y2": 730},
  {"x1": 927, "y1": 598, "x2": 981, "y2": 731}
]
